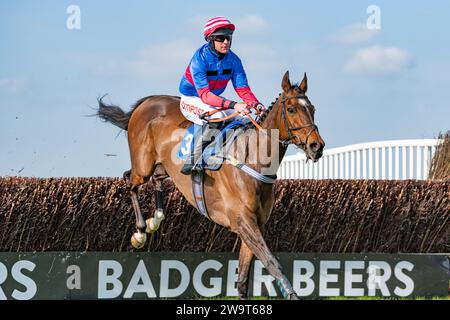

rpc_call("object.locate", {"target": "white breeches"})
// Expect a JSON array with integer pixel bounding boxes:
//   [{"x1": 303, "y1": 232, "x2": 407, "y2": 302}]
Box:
[{"x1": 180, "y1": 95, "x2": 245, "y2": 125}]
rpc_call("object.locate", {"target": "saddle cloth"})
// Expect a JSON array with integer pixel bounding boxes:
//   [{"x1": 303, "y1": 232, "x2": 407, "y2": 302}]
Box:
[{"x1": 177, "y1": 120, "x2": 246, "y2": 171}]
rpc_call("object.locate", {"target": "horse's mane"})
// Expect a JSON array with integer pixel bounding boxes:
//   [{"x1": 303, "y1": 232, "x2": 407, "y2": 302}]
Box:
[
  {"x1": 257, "y1": 93, "x2": 282, "y2": 126},
  {"x1": 267, "y1": 93, "x2": 282, "y2": 111},
  {"x1": 257, "y1": 85, "x2": 301, "y2": 125}
]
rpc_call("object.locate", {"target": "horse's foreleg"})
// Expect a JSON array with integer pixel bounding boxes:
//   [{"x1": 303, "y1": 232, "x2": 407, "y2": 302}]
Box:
[
  {"x1": 237, "y1": 214, "x2": 299, "y2": 300},
  {"x1": 237, "y1": 240, "x2": 254, "y2": 299},
  {"x1": 146, "y1": 165, "x2": 168, "y2": 233},
  {"x1": 124, "y1": 170, "x2": 147, "y2": 249}
]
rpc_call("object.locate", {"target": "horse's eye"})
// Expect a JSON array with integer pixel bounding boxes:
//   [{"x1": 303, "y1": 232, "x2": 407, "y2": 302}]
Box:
[{"x1": 287, "y1": 107, "x2": 295, "y2": 114}]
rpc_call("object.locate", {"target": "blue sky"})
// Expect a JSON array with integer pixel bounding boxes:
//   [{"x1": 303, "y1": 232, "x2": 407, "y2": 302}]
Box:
[{"x1": 1, "y1": 0, "x2": 449, "y2": 177}]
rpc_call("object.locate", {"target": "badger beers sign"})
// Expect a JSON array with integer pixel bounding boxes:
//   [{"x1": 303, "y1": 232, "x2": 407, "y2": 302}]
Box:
[{"x1": 0, "y1": 252, "x2": 447, "y2": 300}]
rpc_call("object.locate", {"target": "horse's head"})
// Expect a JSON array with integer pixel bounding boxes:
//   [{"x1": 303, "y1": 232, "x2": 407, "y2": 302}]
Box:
[{"x1": 275, "y1": 71, "x2": 325, "y2": 161}]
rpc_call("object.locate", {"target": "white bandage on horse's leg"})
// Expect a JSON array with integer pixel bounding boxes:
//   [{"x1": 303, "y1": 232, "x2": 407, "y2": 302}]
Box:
[
  {"x1": 155, "y1": 209, "x2": 165, "y2": 220},
  {"x1": 146, "y1": 209, "x2": 165, "y2": 233},
  {"x1": 131, "y1": 231, "x2": 147, "y2": 249}
]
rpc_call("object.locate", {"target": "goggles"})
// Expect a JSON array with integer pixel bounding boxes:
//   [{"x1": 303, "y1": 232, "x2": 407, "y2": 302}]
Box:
[{"x1": 212, "y1": 35, "x2": 232, "y2": 43}]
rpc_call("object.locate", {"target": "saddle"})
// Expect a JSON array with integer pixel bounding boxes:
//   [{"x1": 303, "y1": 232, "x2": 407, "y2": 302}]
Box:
[{"x1": 177, "y1": 120, "x2": 246, "y2": 171}]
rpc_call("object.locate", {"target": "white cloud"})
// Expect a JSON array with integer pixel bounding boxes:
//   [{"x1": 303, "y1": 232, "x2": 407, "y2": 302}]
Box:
[
  {"x1": 332, "y1": 23, "x2": 380, "y2": 44},
  {"x1": 344, "y1": 46, "x2": 414, "y2": 75},
  {"x1": 0, "y1": 78, "x2": 27, "y2": 95},
  {"x1": 93, "y1": 39, "x2": 196, "y2": 79},
  {"x1": 186, "y1": 16, "x2": 207, "y2": 30},
  {"x1": 237, "y1": 42, "x2": 283, "y2": 74},
  {"x1": 234, "y1": 15, "x2": 270, "y2": 34},
  {"x1": 128, "y1": 39, "x2": 196, "y2": 78}
]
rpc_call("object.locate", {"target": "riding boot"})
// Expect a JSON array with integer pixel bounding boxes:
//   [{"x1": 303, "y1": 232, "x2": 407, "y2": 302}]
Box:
[{"x1": 180, "y1": 123, "x2": 220, "y2": 175}]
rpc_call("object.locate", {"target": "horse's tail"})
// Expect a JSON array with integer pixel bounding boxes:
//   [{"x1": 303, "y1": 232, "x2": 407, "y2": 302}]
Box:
[{"x1": 97, "y1": 96, "x2": 133, "y2": 131}]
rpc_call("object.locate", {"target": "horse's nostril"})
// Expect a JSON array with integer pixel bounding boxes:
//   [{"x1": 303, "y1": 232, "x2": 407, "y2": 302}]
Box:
[{"x1": 309, "y1": 142, "x2": 320, "y2": 152}]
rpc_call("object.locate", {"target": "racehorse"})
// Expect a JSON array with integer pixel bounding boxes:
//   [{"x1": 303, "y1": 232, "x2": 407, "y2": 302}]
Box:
[{"x1": 97, "y1": 71, "x2": 325, "y2": 299}]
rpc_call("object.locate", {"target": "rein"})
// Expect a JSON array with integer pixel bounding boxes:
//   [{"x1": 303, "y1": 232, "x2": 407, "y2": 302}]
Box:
[
  {"x1": 200, "y1": 94, "x2": 319, "y2": 147},
  {"x1": 200, "y1": 107, "x2": 264, "y2": 130}
]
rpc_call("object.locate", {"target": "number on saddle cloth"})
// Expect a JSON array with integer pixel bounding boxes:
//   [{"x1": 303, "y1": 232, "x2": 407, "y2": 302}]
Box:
[{"x1": 176, "y1": 120, "x2": 246, "y2": 171}]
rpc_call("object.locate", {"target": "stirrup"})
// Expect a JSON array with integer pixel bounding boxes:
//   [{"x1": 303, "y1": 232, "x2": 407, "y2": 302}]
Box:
[
  {"x1": 180, "y1": 163, "x2": 204, "y2": 175},
  {"x1": 180, "y1": 163, "x2": 194, "y2": 175},
  {"x1": 191, "y1": 163, "x2": 204, "y2": 173}
]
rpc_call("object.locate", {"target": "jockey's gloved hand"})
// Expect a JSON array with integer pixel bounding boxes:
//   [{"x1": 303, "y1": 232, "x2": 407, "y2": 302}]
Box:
[
  {"x1": 234, "y1": 102, "x2": 251, "y2": 115},
  {"x1": 255, "y1": 103, "x2": 266, "y2": 112}
]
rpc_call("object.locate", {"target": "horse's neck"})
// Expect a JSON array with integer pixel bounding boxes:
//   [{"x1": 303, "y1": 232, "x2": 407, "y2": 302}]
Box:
[
  {"x1": 263, "y1": 99, "x2": 288, "y2": 163},
  {"x1": 242, "y1": 99, "x2": 288, "y2": 173}
]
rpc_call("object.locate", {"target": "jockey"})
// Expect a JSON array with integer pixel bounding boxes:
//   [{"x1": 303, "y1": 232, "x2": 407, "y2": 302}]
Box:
[{"x1": 179, "y1": 16, "x2": 264, "y2": 175}]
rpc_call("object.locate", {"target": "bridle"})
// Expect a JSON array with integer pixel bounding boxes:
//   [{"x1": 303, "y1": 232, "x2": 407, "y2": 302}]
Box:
[
  {"x1": 278, "y1": 93, "x2": 319, "y2": 147},
  {"x1": 201, "y1": 93, "x2": 319, "y2": 148}
]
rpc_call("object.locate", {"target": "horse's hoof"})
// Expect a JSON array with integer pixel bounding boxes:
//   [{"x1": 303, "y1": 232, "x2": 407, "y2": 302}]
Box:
[
  {"x1": 146, "y1": 218, "x2": 158, "y2": 233},
  {"x1": 146, "y1": 211, "x2": 165, "y2": 233},
  {"x1": 131, "y1": 232, "x2": 147, "y2": 249},
  {"x1": 288, "y1": 293, "x2": 300, "y2": 300}
]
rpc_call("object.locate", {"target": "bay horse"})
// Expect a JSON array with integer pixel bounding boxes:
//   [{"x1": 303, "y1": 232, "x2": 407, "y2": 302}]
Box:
[{"x1": 97, "y1": 71, "x2": 325, "y2": 299}]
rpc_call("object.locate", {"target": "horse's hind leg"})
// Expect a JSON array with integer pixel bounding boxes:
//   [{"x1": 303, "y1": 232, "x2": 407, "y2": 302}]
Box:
[
  {"x1": 237, "y1": 240, "x2": 254, "y2": 299},
  {"x1": 146, "y1": 164, "x2": 169, "y2": 233},
  {"x1": 125, "y1": 120, "x2": 159, "y2": 248},
  {"x1": 124, "y1": 169, "x2": 151, "y2": 249}
]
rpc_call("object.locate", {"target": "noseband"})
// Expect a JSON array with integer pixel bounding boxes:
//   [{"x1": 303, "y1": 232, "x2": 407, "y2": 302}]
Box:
[{"x1": 279, "y1": 94, "x2": 318, "y2": 147}]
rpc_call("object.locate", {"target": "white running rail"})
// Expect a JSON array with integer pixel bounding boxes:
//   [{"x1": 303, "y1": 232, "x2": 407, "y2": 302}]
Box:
[{"x1": 278, "y1": 139, "x2": 441, "y2": 180}]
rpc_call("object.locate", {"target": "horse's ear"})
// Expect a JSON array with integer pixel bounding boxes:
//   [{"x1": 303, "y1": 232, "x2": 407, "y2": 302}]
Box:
[
  {"x1": 282, "y1": 71, "x2": 291, "y2": 92},
  {"x1": 299, "y1": 72, "x2": 308, "y2": 93}
]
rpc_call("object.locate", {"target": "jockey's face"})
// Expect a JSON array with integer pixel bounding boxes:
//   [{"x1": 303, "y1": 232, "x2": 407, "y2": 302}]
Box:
[{"x1": 213, "y1": 36, "x2": 231, "y2": 54}]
